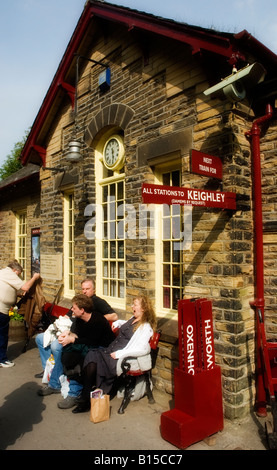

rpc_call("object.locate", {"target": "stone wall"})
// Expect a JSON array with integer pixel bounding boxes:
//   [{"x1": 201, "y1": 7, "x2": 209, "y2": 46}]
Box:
[{"x1": 261, "y1": 119, "x2": 277, "y2": 336}]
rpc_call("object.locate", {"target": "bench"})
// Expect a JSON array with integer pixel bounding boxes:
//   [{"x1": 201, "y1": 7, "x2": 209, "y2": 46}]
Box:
[
  {"x1": 43, "y1": 302, "x2": 70, "y2": 320},
  {"x1": 117, "y1": 330, "x2": 161, "y2": 414}
]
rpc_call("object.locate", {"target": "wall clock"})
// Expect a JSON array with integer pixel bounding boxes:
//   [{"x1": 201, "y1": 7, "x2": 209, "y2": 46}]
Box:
[{"x1": 103, "y1": 135, "x2": 125, "y2": 171}]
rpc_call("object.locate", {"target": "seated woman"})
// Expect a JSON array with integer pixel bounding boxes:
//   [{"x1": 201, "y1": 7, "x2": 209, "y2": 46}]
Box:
[{"x1": 72, "y1": 294, "x2": 156, "y2": 413}]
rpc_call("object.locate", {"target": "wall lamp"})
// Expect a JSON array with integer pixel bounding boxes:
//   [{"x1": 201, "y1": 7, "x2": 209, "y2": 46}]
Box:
[
  {"x1": 203, "y1": 62, "x2": 266, "y2": 102},
  {"x1": 65, "y1": 54, "x2": 110, "y2": 163}
]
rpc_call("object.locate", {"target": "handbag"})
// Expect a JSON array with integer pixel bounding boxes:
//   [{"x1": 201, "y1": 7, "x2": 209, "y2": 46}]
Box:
[{"x1": 90, "y1": 395, "x2": 110, "y2": 423}]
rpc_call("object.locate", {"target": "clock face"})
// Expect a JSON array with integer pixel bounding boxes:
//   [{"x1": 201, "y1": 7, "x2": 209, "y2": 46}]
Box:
[
  {"x1": 103, "y1": 135, "x2": 125, "y2": 170},
  {"x1": 104, "y1": 138, "x2": 119, "y2": 166}
]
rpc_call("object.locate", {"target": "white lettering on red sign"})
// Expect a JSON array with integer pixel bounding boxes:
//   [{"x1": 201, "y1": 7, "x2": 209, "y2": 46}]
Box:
[
  {"x1": 187, "y1": 189, "x2": 225, "y2": 204},
  {"x1": 204, "y1": 319, "x2": 214, "y2": 370},
  {"x1": 186, "y1": 324, "x2": 195, "y2": 375}
]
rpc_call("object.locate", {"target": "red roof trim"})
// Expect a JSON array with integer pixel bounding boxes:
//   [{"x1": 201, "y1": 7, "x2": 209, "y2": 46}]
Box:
[
  {"x1": 21, "y1": 1, "x2": 272, "y2": 166},
  {"x1": 234, "y1": 29, "x2": 277, "y2": 65},
  {"x1": 90, "y1": 2, "x2": 235, "y2": 57}
]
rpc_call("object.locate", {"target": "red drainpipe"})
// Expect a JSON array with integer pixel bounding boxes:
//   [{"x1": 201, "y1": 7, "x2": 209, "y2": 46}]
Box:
[{"x1": 245, "y1": 103, "x2": 273, "y2": 416}]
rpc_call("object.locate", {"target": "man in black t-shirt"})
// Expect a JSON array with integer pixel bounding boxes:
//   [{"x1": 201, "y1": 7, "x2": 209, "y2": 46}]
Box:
[
  {"x1": 36, "y1": 280, "x2": 117, "y2": 398},
  {"x1": 56, "y1": 294, "x2": 115, "y2": 409},
  {"x1": 62, "y1": 296, "x2": 115, "y2": 349}
]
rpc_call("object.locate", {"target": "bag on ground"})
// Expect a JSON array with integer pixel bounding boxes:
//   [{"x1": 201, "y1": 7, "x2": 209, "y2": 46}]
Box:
[{"x1": 90, "y1": 394, "x2": 110, "y2": 423}]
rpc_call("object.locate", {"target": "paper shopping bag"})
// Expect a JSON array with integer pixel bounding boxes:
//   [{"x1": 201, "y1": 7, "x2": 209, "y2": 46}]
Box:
[{"x1": 90, "y1": 395, "x2": 110, "y2": 423}]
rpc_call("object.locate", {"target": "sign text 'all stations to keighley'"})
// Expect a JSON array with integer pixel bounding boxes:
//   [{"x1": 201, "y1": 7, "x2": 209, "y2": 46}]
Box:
[{"x1": 142, "y1": 184, "x2": 236, "y2": 210}]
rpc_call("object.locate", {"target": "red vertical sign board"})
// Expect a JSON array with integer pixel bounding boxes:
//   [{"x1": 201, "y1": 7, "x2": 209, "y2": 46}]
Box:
[
  {"x1": 191, "y1": 149, "x2": 223, "y2": 180},
  {"x1": 199, "y1": 300, "x2": 215, "y2": 370},
  {"x1": 178, "y1": 300, "x2": 200, "y2": 374},
  {"x1": 178, "y1": 298, "x2": 215, "y2": 373}
]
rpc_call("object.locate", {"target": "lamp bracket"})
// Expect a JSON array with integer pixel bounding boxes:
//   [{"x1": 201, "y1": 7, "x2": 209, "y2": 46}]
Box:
[{"x1": 42, "y1": 167, "x2": 65, "y2": 173}]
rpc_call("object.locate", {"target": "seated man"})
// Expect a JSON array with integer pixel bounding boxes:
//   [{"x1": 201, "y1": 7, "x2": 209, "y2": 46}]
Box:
[
  {"x1": 57, "y1": 294, "x2": 115, "y2": 409},
  {"x1": 37, "y1": 294, "x2": 115, "y2": 408},
  {"x1": 81, "y1": 278, "x2": 118, "y2": 323},
  {"x1": 36, "y1": 279, "x2": 117, "y2": 394}
]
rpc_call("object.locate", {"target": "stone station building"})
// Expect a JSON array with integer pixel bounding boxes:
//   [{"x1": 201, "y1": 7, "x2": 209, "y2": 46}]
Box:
[{"x1": 1, "y1": 0, "x2": 277, "y2": 421}]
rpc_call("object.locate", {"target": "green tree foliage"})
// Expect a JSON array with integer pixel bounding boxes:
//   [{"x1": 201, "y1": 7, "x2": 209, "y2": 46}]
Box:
[{"x1": 0, "y1": 130, "x2": 29, "y2": 180}]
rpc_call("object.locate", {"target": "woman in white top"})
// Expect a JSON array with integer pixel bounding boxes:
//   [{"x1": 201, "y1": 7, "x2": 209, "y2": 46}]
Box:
[{"x1": 72, "y1": 294, "x2": 157, "y2": 413}]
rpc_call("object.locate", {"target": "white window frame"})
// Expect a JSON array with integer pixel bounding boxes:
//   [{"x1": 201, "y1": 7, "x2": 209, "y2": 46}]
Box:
[
  {"x1": 95, "y1": 137, "x2": 126, "y2": 310},
  {"x1": 15, "y1": 210, "x2": 27, "y2": 280},
  {"x1": 154, "y1": 160, "x2": 187, "y2": 316},
  {"x1": 63, "y1": 191, "x2": 75, "y2": 298}
]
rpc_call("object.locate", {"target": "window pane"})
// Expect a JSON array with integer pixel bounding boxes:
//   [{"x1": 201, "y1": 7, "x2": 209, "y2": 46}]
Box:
[
  {"x1": 118, "y1": 181, "x2": 124, "y2": 200},
  {"x1": 172, "y1": 170, "x2": 180, "y2": 186},
  {"x1": 173, "y1": 265, "x2": 180, "y2": 286},
  {"x1": 163, "y1": 218, "x2": 170, "y2": 239},
  {"x1": 103, "y1": 186, "x2": 108, "y2": 202},
  {"x1": 110, "y1": 261, "x2": 116, "y2": 278},
  {"x1": 110, "y1": 241, "x2": 116, "y2": 258},
  {"x1": 110, "y1": 184, "x2": 115, "y2": 197},
  {"x1": 163, "y1": 264, "x2": 170, "y2": 285},
  {"x1": 103, "y1": 262, "x2": 108, "y2": 277},
  {"x1": 173, "y1": 245, "x2": 180, "y2": 263},
  {"x1": 172, "y1": 288, "x2": 181, "y2": 310},
  {"x1": 118, "y1": 262, "x2": 124, "y2": 279},
  {"x1": 172, "y1": 215, "x2": 181, "y2": 239},
  {"x1": 103, "y1": 241, "x2": 108, "y2": 258},
  {"x1": 163, "y1": 287, "x2": 170, "y2": 308},
  {"x1": 162, "y1": 172, "x2": 170, "y2": 185},
  {"x1": 163, "y1": 241, "x2": 170, "y2": 262},
  {"x1": 118, "y1": 281, "x2": 124, "y2": 298},
  {"x1": 118, "y1": 241, "x2": 124, "y2": 258}
]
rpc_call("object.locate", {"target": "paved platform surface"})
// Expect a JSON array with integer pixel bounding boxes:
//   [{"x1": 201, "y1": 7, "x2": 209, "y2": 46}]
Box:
[{"x1": 0, "y1": 338, "x2": 271, "y2": 452}]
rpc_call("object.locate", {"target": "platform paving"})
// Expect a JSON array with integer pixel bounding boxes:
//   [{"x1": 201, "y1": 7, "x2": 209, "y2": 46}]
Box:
[{"x1": 0, "y1": 338, "x2": 269, "y2": 453}]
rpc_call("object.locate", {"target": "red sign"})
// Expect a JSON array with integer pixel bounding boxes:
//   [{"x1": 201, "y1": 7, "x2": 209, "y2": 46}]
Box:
[
  {"x1": 178, "y1": 298, "x2": 216, "y2": 374},
  {"x1": 197, "y1": 299, "x2": 215, "y2": 371},
  {"x1": 142, "y1": 183, "x2": 236, "y2": 210},
  {"x1": 191, "y1": 149, "x2": 222, "y2": 180},
  {"x1": 178, "y1": 300, "x2": 200, "y2": 374}
]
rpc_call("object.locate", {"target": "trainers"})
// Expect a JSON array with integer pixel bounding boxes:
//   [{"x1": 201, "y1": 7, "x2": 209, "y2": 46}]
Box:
[
  {"x1": 0, "y1": 360, "x2": 15, "y2": 368},
  {"x1": 37, "y1": 386, "x2": 61, "y2": 396},
  {"x1": 57, "y1": 396, "x2": 78, "y2": 409}
]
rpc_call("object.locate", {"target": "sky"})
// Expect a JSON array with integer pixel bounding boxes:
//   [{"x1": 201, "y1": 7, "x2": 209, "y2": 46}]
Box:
[{"x1": 1, "y1": 0, "x2": 277, "y2": 167}]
